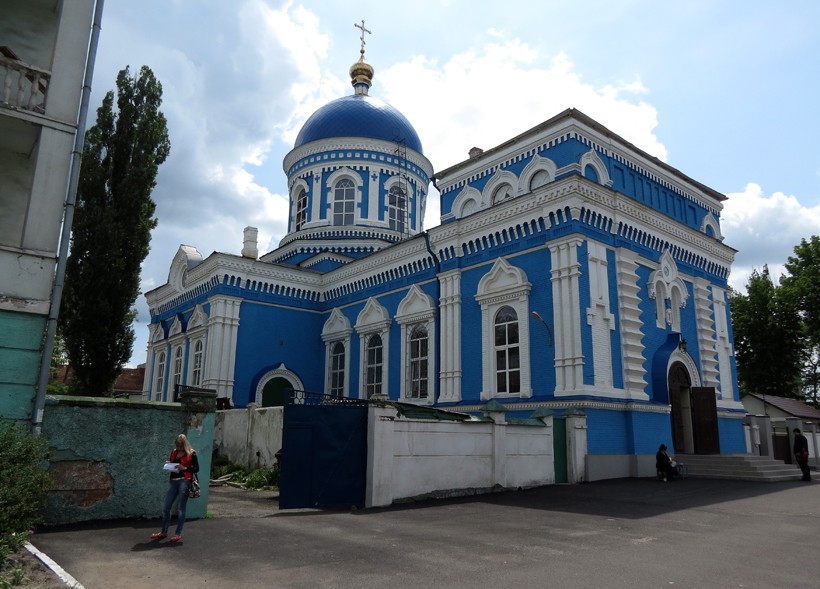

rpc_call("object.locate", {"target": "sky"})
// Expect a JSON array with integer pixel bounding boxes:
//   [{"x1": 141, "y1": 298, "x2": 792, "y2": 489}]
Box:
[{"x1": 86, "y1": 0, "x2": 820, "y2": 367}]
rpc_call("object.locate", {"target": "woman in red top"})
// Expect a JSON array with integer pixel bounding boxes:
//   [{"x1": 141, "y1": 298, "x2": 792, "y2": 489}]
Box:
[{"x1": 151, "y1": 434, "x2": 199, "y2": 542}]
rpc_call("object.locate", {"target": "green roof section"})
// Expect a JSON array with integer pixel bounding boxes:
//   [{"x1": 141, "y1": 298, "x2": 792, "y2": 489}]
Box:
[
  {"x1": 479, "y1": 399, "x2": 509, "y2": 413},
  {"x1": 531, "y1": 408, "x2": 554, "y2": 418},
  {"x1": 388, "y1": 401, "x2": 472, "y2": 422}
]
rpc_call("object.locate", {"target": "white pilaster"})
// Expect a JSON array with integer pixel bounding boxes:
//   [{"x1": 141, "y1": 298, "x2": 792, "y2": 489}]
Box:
[
  {"x1": 586, "y1": 241, "x2": 615, "y2": 387},
  {"x1": 615, "y1": 248, "x2": 648, "y2": 396},
  {"x1": 203, "y1": 295, "x2": 242, "y2": 401},
  {"x1": 550, "y1": 238, "x2": 584, "y2": 394},
  {"x1": 438, "y1": 269, "x2": 462, "y2": 402}
]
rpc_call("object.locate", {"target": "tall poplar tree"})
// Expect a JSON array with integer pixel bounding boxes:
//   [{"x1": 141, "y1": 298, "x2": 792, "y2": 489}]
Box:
[{"x1": 60, "y1": 66, "x2": 170, "y2": 395}]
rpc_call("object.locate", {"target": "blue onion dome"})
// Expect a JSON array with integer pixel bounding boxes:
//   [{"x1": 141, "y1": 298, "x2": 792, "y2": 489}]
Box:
[
  {"x1": 292, "y1": 52, "x2": 424, "y2": 154},
  {"x1": 293, "y1": 95, "x2": 424, "y2": 153}
]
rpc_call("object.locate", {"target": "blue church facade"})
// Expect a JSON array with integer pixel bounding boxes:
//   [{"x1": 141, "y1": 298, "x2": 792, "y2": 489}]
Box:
[{"x1": 144, "y1": 49, "x2": 745, "y2": 480}]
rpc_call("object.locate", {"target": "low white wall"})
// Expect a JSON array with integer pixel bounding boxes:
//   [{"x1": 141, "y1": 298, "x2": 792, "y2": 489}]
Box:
[
  {"x1": 366, "y1": 406, "x2": 554, "y2": 507},
  {"x1": 214, "y1": 406, "x2": 283, "y2": 470}
]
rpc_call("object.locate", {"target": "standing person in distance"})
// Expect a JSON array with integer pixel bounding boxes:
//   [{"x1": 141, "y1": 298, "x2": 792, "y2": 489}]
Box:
[
  {"x1": 793, "y1": 428, "x2": 811, "y2": 482},
  {"x1": 152, "y1": 433, "x2": 200, "y2": 542}
]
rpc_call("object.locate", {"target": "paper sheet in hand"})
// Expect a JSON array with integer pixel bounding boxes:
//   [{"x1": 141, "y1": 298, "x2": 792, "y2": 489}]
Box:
[{"x1": 163, "y1": 463, "x2": 178, "y2": 472}]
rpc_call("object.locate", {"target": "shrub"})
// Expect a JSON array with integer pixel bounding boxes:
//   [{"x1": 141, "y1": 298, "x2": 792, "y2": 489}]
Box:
[
  {"x1": 0, "y1": 422, "x2": 50, "y2": 570},
  {"x1": 243, "y1": 468, "x2": 276, "y2": 489}
]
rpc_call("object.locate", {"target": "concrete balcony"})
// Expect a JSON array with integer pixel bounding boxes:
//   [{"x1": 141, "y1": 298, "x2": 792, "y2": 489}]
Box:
[{"x1": 0, "y1": 48, "x2": 51, "y2": 115}]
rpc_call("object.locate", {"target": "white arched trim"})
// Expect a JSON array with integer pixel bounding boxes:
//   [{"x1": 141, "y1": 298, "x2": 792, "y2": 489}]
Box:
[
  {"x1": 355, "y1": 298, "x2": 391, "y2": 399},
  {"x1": 322, "y1": 308, "x2": 352, "y2": 397},
  {"x1": 475, "y1": 258, "x2": 533, "y2": 400},
  {"x1": 254, "y1": 363, "x2": 305, "y2": 405},
  {"x1": 451, "y1": 185, "x2": 484, "y2": 219},
  {"x1": 579, "y1": 149, "x2": 612, "y2": 187},
  {"x1": 168, "y1": 245, "x2": 203, "y2": 293},
  {"x1": 700, "y1": 213, "x2": 723, "y2": 241},
  {"x1": 667, "y1": 349, "x2": 702, "y2": 388},
  {"x1": 482, "y1": 170, "x2": 519, "y2": 205},
  {"x1": 396, "y1": 285, "x2": 436, "y2": 404},
  {"x1": 188, "y1": 304, "x2": 208, "y2": 330},
  {"x1": 325, "y1": 167, "x2": 364, "y2": 189},
  {"x1": 649, "y1": 251, "x2": 689, "y2": 330},
  {"x1": 518, "y1": 155, "x2": 557, "y2": 194}
]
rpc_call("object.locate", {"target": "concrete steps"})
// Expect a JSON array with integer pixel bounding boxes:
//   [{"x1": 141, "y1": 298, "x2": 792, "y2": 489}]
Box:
[{"x1": 677, "y1": 454, "x2": 803, "y2": 482}]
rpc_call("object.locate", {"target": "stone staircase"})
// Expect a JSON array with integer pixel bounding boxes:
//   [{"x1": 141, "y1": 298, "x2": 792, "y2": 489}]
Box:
[{"x1": 679, "y1": 454, "x2": 803, "y2": 482}]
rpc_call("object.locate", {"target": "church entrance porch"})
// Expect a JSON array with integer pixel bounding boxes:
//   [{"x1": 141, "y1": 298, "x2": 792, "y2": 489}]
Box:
[{"x1": 669, "y1": 362, "x2": 720, "y2": 455}]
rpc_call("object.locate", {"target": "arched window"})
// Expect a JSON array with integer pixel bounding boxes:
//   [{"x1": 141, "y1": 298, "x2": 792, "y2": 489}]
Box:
[
  {"x1": 330, "y1": 341, "x2": 345, "y2": 398},
  {"x1": 155, "y1": 352, "x2": 166, "y2": 400},
  {"x1": 365, "y1": 334, "x2": 383, "y2": 398},
  {"x1": 333, "y1": 178, "x2": 356, "y2": 226},
  {"x1": 388, "y1": 185, "x2": 407, "y2": 233},
  {"x1": 295, "y1": 188, "x2": 308, "y2": 231},
  {"x1": 408, "y1": 324, "x2": 428, "y2": 399},
  {"x1": 173, "y1": 347, "x2": 183, "y2": 389},
  {"x1": 492, "y1": 183, "x2": 514, "y2": 204},
  {"x1": 494, "y1": 306, "x2": 520, "y2": 394},
  {"x1": 191, "y1": 340, "x2": 204, "y2": 386}
]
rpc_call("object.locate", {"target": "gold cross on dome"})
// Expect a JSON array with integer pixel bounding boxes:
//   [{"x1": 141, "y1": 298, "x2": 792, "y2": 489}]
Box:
[{"x1": 354, "y1": 20, "x2": 371, "y2": 56}]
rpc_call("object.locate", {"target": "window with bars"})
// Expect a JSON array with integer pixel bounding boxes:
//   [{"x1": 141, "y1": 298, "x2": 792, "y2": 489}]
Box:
[
  {"x1": 408, "y1": 324, "x2": 428, "y2": 399},
  {"x1": 494, "y1": 306, "x2": 520, "y2": 394},
  {"x1": 330, "y1": 341, "x2": 345, "y2": 397},
  {"x1": 333, "y1": 178, "x2": 356, "y2": 226},
  {"x1": 365, "y1": 334, "x2": 383, "y2": 398},
  {"x1": 388, "y1": 185, "x2": 407, "y2": 233}
]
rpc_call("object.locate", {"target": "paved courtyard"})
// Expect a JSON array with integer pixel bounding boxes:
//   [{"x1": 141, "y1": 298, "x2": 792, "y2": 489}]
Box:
[{"x1": 32, "y1": 477, "x2": 818, "y2": 588}]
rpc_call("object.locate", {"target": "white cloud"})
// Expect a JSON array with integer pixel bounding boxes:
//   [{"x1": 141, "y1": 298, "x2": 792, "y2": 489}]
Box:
[{"x1": 722, "y1": 182, "x2": 820, "y2": 291}]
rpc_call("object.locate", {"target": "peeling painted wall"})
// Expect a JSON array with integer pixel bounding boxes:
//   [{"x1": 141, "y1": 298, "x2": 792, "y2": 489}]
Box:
[{"x1": 41, "y1": 390, "x2": 215, "y2": 524}]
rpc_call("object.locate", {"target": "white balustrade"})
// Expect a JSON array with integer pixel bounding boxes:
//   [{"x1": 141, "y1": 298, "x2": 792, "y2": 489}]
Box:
[{"x1": 0, "y1": 55, "x2": 51, "y2": 114}]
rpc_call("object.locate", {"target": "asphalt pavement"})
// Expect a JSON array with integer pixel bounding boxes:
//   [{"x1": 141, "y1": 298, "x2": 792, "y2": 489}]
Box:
[{"x1": 31, "y1": 477, "x2": 820, "y2": 589}]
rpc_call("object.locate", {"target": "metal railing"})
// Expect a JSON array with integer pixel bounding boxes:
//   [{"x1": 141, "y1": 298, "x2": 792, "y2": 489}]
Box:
[{"x1": 285, "y1": 389, "x2": 370, "y2": 406}]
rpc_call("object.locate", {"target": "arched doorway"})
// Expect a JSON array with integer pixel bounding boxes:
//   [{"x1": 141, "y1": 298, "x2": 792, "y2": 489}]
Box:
[
  {"x1": 261, "y1": 377, "x2": 291, "y2": 407},
  {"x1": 255, "y1": 363, "x2": 304, "y2": 407},
  {"x1": 669, "y1": 361, "x2": 720, "y2": 455}
]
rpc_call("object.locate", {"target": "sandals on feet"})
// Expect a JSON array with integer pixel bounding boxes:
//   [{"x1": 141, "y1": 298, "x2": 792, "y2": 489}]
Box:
[
  {"x1": 170, "y1": 535, "x2": 182, "y2": 542},
  {"x1": 150, "y1": 532, "x2": 167, "y2": 540}
]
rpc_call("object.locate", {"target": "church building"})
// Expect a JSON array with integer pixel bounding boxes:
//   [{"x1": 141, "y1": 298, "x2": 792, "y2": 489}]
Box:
[{"x1": 143, "y1": 40, "x2": 745, "y2": 479}]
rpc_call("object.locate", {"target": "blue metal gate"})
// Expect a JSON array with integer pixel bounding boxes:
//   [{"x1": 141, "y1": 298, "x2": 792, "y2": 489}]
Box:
[{"x1": 279, "y1": 391, "x2": 368, "y2": 509}]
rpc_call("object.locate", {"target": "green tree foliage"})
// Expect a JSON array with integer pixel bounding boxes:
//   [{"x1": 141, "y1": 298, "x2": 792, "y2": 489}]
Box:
[
  {"x1": 730, "y1": 266, "x2": 802, "y2": 397},
  {"x1": 782, "y1": 236, "x2": 820, "y2": 403},
  {"x1": 60, "y1": 66, "x2": 170, "y2": 396}
]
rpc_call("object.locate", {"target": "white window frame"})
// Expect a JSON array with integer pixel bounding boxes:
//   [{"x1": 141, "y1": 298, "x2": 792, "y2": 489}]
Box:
[
  {"x1": 475, "y1": 258, "x2": 532, "y2": 400},
  {"x1": 295, "y1": 188, "x2": 308, "y2": 231},
  {"x1": 387, "y1": 184, "x2": 408, "y2": 233},
  {"x1": 191, "y1": 339, "x2": 204, "y2": 386},
  {"x1": 364, "y1": 333, "x2": 384, "y2": 399},
  {"x1": 329, "y1": 341, "x2": 346, "y2": 398},
  {"x1": 173, "y1": 346, "x2": 184, "y2": 390},
  {"x1": 154, "y1": 351, "x2": 166, "y2": 401},
  {"x1": 396, "y1": 284, "x2": 436, "y2": 404},
  {"x1": 408, "y1": 324, "x2": 429, "y2": 399},
  {"x1": 322, "y1": 308, "x2": 352, "y2": 397},
  {"x1": 355, "y1": 298, "x2": 391, "y2": 400}
]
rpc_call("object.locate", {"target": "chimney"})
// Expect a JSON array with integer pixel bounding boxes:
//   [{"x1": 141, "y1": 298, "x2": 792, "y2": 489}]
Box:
[{"x1": 241, "y1": 226, "x2": 258, "y2": 259}]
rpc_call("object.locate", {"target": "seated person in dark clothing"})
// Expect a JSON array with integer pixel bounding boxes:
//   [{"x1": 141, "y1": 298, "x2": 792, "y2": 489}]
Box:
[{"x1": 656, "y1": 443, "x2": 679, "y2": 481}]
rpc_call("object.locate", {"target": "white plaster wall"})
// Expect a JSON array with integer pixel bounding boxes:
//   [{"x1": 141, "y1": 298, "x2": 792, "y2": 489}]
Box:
[
  {"x1": 368, "y1": 414, "x2": 554, "y2": 507},
  {"x1": 214, "y1": 406, "x2": 283, "y2": 470}
]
